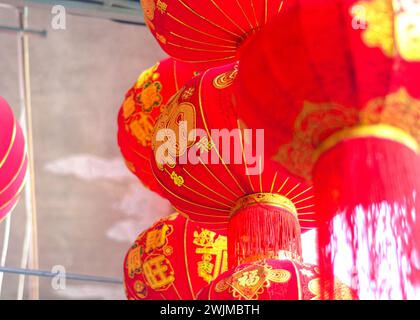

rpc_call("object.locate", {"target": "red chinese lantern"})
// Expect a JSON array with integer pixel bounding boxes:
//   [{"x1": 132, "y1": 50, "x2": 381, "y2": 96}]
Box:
[
  {"x1": 150, "y1": 62, "x2": 316, "y2": 269},
  {"x1": 197, "y1": 258, "x2": 354, "y2": 300},
  {"x1": 237, "y1": 0, "x2": 420, "y2": 298},
  {"x1": 117, "y1": 58, "x2": 202, "y2": 195},
  {"x1": 140, "y1": 0, "x2": 286, "y2": 64},
  {"x1": 0, "y1": 96, "x2": 28, "y2": 222},
  {"x1": 123, "y1": 212, "x2": 228, "y2": 300}
]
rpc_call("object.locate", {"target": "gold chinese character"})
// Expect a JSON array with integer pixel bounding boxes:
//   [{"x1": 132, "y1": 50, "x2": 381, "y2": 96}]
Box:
[
  {"x1": 126, "y1": 244, "x2": 143, "y2": 278},
  {"x1": 143, "y1": 255, "x2": 175, "y2": 290},
  {"x1": 237, "y1": 270, "x2": 261, "y2": 287},
  {"x1": 145, "y1": 224, "x2": 171, "y2": 253},
  {"x1": 194, "y1": 229, "x2": 228, "y2": 283}
]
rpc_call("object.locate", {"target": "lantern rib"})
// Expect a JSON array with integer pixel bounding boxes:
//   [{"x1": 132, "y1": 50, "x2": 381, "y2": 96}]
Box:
[
  {"x1": 209, "y1": 0, "x2": 247, "y2": 35},
  {"x1": 177, "y1": 207, "x2": 228, "y2": 222},
  {"x1": 296, "y1": 204, "x2": 315, "y2": 210},
  {"x1": 171, "y1": 283, "x2": 183, "y2": 300},
  {"x1": 293, "y1": 195, "x2": 315, "y2": 205},
  {"x1": 182, "y1": 168, "x2": 237, "y2": 204},
  {"x1": 173, "y1": 60, "x2": 179, "y2": 92},
  {"x1": 198, "y1": 71, "x2": 246, "y2": 195},
  {"x1": 276, "y1": 176, "x2": 289, "y2": 193},
  {"x1": 175, "y1": 0, "x2": 242, "y2": 38},
  {"x1": 167, "y1": 41, "x2": 237, "y2": 53},
  {"x1": 264, "y1": 0, "x2": 268, "y2": 24},
  {"x1": 0, "y1": 149, "x2": 26, "y2": 194},
  {"x1": 171, "y1": 55, "x2": 238, "y2": 64},
  {"x1": 234, "y1": 0, "x2": 255, "y2": 30},
  {"x1": 166, "y1": 13, "x2": 238, "y2": 44},
  {"x1": 0, "y1": 177, "x2": 26, "y2": 210},
  {"x1": 270, "y1": 171, "x2": 278, "y2": 193},
  {"x1": 198, "y1": 158, "x2": 241, "y2": 198},
  {"x1": 236, "y1": 119, "x2": 255, "y2": 192},
  {"x1": 127, "y1": 144, "x2": 150, "y2": 161},
  {"x1": 0, "y1": 121, "x2": 16, "y2": 169},
  {"x1": 249, "y1": 0, "x2": 260, "y2": 29},
  {"x1": 169, "y1": 31, "x2": 238, "y2": 49},
  {"x1": 259, "y1": 155, "x2": 263, "y2": 193},
  {"x1": 289, "y1": 186, "x2": 313, "y2": 202},
  {"x1": 183, "y1": 219, "x2": 196, "y2": 299},
  {"x1": 284, "y1": 183, "x2": 301, "y2": 197},
  {"x1": 278, "y1": 0, "x2": 285, "y2": 13},
  {"x1": 290, "y1": 259, "x2": 303, "y2": 299},
  {"x1": 151, "y1": 168, "x2": 230, "y2": 213},
  {"x1": 181, "y1": 183, "x2": 233, "y2": 209}
]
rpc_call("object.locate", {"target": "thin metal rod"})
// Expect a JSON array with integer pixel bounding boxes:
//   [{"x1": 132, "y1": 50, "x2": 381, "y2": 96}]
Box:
[
  {"x1": 0, "y1": 267, "x2": 123, "y2": 285},
  {"x1": 17, "y1": 6, "x2": 40, "y2": 300},
  {"x1": 0, "y1": 214, "x2": 12, "y2": 296},
  {"x1": 0, "y1": 25, "x2": 47, "y2": 37}
]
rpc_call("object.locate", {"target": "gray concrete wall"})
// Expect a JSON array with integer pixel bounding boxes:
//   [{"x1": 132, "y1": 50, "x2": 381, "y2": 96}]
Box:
[{"x1": 0, "y1": 5, "x2": 171, "y2": 299}]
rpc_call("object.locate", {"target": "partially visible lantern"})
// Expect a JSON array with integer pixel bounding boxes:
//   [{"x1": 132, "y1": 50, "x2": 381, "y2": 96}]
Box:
[
  {"x1": 140, "y1": 0, "x2": 286, "y2": 64},
  {"x1": 197, "y1": 258, "x2": 354, "y2": 300},
  {"x1": 150, "y1": 63, "x2": 316, "y2": 268},
  {"x1": 123, "y1": 212, "x2": 228, "y2": 300},
  {"x1": 117, "y1": 58, "x2": 202, "y2": 195},
  {"x1": 0, "y1": 96, "x2": 28, "y2": 222},
  {"x1": 237, "y1": 0, "x2": 420, "y2": 298}
]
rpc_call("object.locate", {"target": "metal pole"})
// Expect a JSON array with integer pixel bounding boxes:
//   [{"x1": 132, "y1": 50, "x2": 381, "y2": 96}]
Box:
[
  {"x1": 16, "y1": 6, "x2": 40, "y2": 300},
  {"x1": 0, "y1": 266, "x2": 123, "y2": 285}
]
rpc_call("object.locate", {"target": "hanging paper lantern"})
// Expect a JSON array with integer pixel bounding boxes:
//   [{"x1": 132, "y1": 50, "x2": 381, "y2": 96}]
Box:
[
  {"x1": 197, "y1": 258, "x2": 354, "y2": 300},
  {"x1": 117, "y1": 58, "x2": 202, "y2": 195},
  {"x1": 150, "y1": 62, "x2": 316, "y2": 268},
  {"x1": 123, "y1": 212, "x2": 228, "y2": 300},
  {"x1": 0, "y1": 96, "x2": 28, "y2": 222},
  {"x1": 140, "y1": 0, "x2": 286, "y2": 64},
  {"x1": 237, "y1": 0, "x2": 420, "y2": 298}
]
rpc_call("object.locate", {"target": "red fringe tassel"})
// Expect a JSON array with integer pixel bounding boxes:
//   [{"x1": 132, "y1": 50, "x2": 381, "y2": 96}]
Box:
[
  {"x1": 228, "y1": 204, "x2": 302, "y2": 268},
  {"x1": 314, "y1": 138, "x2": 420, "y2": 299}
]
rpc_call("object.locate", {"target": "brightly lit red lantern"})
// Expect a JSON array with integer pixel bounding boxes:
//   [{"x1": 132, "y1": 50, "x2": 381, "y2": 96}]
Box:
[
  {"x1": 0, "y1": 96, "x2": 28, "y2": 222},
  {"x1": 237, "y1": 0, "x2": 420, "y2": 298},
  {"x1": 140, "y1": 0, "x2": 286, "y2": 64},
  {"x1": 123, "y1": 212, "x2": 228, "y2": 300},
  {"x1": 150, "y1": 62, "x2": 316, "y2": 268},
  {"x1": 197, "y1": 258, "x2": 354, "y2": 300},
  {"x1": 117, "y1": 58, "x2": 203, "y2": 195}
]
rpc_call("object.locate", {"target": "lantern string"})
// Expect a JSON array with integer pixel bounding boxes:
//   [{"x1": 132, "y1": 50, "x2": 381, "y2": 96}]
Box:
[{"x1": 0, "y1": 266, "x2": 123, "y2": 285}]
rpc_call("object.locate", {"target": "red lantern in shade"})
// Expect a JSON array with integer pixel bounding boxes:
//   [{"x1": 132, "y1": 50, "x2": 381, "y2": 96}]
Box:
[
  {"x1": 236, "y1": 0, "x2": 420, "y2": 298},
  {"x1": 140, "y1": 0, "x2": 286, "y2": 64},
  {"x1": 117, "y1": 58, "x2": 203, "y2": 195},
  {"x1": 150, "y1": 62, "x2": 316, "y2": 269},
  {"x1": 197, "y1": 258, "x2": 354, "y2": 300},
  {"x1": 0, "y1": 97, "x2": 28, "y2": 222},
  {"x1": 123, "y1": 212, "x2": 228, "y2": 300}
]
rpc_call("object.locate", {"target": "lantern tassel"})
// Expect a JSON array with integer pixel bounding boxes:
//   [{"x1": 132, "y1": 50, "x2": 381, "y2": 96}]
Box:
[
  {"x1": 314, "y1": 136, "x2": 420, "y2": 299},
  {"x1": 228, "y1": 203, "x2": 302, "y2": 268}
]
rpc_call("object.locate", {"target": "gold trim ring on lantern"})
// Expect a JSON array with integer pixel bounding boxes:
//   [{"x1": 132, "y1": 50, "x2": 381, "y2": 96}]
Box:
[
  {"x1": 314, "y1": 124, "x2": 420, "y2": 163},
  {"x1": 230, "y1": 193, "x2": 298, "y2": 218}
]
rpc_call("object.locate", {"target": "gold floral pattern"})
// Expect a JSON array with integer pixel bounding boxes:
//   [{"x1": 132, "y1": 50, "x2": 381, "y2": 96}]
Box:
[
  {"x1": 213, "y1": 64, "x2": 239, "y2": 89},
  {"x1": 215, "y1": 262, "x2": 292, "y2": 300},
  {"x1": 351, "y1": 0, "x2": 420, "y2": 61},
  {"x1": 274, "y1": 87, "x2": 420, "y2": 179},
  {"x1": 122, "y1": 63, "x2": 163, "y2": 147},
  {"x1": 152, "y1": 89, "x2": 197, "y2": 170}
]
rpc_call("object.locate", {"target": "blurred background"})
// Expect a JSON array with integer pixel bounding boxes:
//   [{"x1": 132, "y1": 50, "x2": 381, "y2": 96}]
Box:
[{"x1": 0, "y1": 0, "x2": 317, "y2": 299}]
